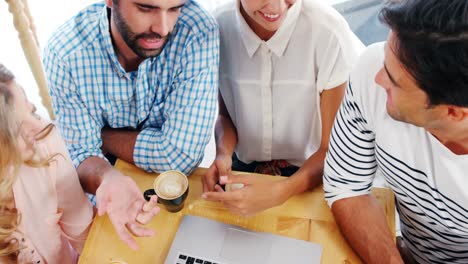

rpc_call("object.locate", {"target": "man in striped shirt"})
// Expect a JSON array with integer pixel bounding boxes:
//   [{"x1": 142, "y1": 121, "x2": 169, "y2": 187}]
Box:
[
  {"x1": 43, "y1": 0, "x2": 219, "y2": 250},
  {"x1": 324, "y1": 0, "x2": 468, "y2": 263}
]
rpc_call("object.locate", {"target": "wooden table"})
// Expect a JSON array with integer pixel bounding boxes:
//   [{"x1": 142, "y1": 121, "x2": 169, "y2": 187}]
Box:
[{"x1": 79, "y1": 160, "x2": 395, "y2": 264}]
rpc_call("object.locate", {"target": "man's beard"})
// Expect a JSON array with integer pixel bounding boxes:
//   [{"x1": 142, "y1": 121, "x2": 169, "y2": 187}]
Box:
[{"x1": 113, "y1": 6, "x2": 171, "y2": 59}]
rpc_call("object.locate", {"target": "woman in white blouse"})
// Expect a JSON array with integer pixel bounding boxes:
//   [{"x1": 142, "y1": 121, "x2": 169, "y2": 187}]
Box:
[{"x1": 202, "y1": 0, "x2": 364, "y2": 215}]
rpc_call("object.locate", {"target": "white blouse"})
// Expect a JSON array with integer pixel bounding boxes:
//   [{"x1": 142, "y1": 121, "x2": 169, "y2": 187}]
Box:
[{"x1": 214, "y1": 0, "x2": 364, "y2": 166}]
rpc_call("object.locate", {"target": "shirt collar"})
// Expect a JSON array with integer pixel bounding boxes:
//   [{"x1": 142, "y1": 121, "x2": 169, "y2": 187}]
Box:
[
  {"x1": 235, "y1": 0, "x2": 262, "y2": 58},
  {"x1": 267, "y1": 0, "x2": 301, "y2": 57},
  {"x1": 236, "y1": 0, "x2": 302, "y2": 58}
]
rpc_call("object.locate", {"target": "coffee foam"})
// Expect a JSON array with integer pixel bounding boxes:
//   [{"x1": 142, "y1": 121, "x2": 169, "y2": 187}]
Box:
[
  {"x1": 158, "y1": 177, "x2": 183, "y2": 197},
  {"x1": 155, "y1": 171, "x2": 187, "y2": 199}
]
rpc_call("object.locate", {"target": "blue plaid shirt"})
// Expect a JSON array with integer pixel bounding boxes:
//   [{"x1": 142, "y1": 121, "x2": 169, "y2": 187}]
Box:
[{"x1": 43, "y1": 1, "x2": 219, "y2": 175}]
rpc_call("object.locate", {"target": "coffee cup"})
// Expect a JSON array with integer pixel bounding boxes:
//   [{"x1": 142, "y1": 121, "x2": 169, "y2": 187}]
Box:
[{"x1": 144, "y1": 170, "x2": 189, "y2": 213}]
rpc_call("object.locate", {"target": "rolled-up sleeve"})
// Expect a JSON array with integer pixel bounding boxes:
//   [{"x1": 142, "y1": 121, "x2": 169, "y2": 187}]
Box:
[
  {"x1": 43, "y1": 48, "x2": 106, "y2": 168},
  {"x1": 323, "y1": 80, "x2": 377, "y2": 207},
  {"x1": 133, "y1": 26, "x2": 219, "y2": 175},
  {"x1": 315, "y1": 17, "x2": 364, "y2": 93}
]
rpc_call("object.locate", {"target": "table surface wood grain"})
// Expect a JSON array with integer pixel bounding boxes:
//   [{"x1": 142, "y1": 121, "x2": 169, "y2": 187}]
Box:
[{"x1": 79, "y1": 160, "x2": 395, "y2": 264}]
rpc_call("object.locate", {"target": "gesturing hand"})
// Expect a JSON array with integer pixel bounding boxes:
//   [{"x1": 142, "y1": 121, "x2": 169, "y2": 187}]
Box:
[
  {"x1": 202, "y1": 174, "x2": 288, "y2": 216},
  {"x1": 96, "y1": 172, "x2": 159, "y2": 250}
]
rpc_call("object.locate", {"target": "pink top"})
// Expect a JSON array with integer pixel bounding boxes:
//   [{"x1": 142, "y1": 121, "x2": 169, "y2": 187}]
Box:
[{"x1": 11, "y1": 127, "x2": 94, "y2": 264}]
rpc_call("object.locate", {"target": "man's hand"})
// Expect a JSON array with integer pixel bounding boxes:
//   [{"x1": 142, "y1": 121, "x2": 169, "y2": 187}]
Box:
[
  {"x1": 96, "y1": 171, "x2": 159, "y2": 250},
  {"x1": 202, "y1": 154, "x2": 232, "y2": 192},
  {"x1": 202, "y1": 174, "x2": 289, "y2": 216}
]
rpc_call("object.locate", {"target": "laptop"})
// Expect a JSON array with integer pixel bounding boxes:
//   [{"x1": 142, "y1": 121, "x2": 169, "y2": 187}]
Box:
[{"x1": 165, "y1": 215, "x2": 322, "y2": 264}]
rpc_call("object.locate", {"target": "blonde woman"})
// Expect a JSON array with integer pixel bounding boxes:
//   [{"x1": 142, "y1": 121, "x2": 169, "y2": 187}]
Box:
[
  {"x1": 0, "y1": 64, "x2": 160, "y2": 263},
  {"x1": 0, "y1": 64, "x2": 96, "y2": 263},
  {"x1": 3, "y1": 63, "x2": 154, "y2": 262}
]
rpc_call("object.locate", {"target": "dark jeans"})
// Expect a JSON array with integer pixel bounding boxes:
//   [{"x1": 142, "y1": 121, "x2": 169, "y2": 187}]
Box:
[
  {"x1": 231, "y1": 153, "x2": 299, "y2": 177},
  {"x1": 105, "y1": 153, "x2": 117, "y2": 165}
]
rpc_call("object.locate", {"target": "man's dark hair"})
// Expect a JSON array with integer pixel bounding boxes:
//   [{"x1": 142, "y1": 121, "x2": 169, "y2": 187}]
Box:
[{"x1": 379, "y1": 0, "x2": 468, "y2": 107}]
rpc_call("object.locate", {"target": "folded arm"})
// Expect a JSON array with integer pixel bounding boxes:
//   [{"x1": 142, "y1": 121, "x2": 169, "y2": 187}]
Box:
[{"x1": 132, "y1": 26, "x2": 219, "y2": 175}]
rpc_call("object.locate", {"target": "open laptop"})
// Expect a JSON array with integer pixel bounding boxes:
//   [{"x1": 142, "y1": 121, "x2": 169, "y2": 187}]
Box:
[{"x1": 165, "y1": 215, "x2": 322, "y2": 264}]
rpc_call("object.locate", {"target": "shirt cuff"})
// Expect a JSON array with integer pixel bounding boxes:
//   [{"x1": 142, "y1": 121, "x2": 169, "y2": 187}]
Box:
[
  {"x1": 324, "y1": 71, "x2": 349, "y2": 91},
  {"x1": 72, "y1": 151, "x2": 108, "y2": 169},
  {"x1": 133, "y1": 128, "x2": 165, "y2": 173},
  {"x1": 324, "y1": 190, "x2": 372, "y2": 208},
  {"x1": 134, "y1": 128, "x2": 200, "y2": 174}
]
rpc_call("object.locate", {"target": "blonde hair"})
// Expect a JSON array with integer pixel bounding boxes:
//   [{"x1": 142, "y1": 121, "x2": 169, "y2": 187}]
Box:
[
  {"x1": 0, "y1": 64, "x2": 57, "y2": 258},
  {"x1": 0, "y1": 82, "x2": 22, "y2": 258}
]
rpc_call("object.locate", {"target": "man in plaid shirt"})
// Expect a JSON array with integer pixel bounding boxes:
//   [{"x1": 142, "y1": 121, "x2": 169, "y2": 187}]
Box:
[{"x1": 43, "y1": 0, "x2": 219, "y2": 250}]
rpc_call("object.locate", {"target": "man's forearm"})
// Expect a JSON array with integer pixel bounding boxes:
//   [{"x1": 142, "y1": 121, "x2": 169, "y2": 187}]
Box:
[
  {"x1": 77, "y1": 156, "x2": 117, "y2": 194},
  {"x1": 332, "y1": 195, "x2": 403, "y2": 264},
  {"x1": 101, "y1": 127, "x2": 139, "y2": 164}
]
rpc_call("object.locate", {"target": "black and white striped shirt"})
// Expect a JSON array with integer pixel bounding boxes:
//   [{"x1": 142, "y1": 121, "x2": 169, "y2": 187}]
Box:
[{"x1": 324, "y1": 43, "x2": 468, "y2": 263}]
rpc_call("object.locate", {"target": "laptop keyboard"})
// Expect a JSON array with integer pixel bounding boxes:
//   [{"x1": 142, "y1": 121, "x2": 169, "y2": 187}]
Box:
[{"x1": 175, "y1": 253, "x2": 221, "y2": 264}]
